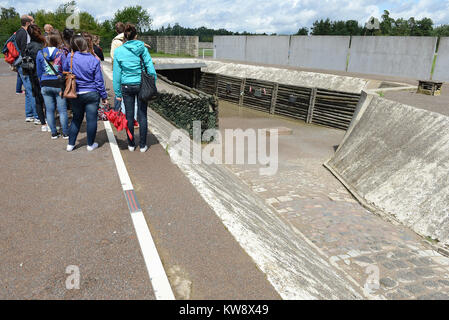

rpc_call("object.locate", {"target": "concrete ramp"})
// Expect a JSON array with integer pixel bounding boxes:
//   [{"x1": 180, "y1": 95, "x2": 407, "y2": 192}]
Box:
[{"x1": 325, "y1": 94, "x2": 449, "y2": 247}]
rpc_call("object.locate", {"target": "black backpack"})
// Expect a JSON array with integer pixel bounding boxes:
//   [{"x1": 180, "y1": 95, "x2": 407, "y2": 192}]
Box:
[{"x1": 21, "y1": 48, "x2": 35, "y2": 76}]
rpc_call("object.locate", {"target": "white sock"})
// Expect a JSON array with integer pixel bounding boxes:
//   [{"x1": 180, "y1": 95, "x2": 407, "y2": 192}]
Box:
[{"x1": 87, "y1": 142, "x2": 98, "y2": 151}]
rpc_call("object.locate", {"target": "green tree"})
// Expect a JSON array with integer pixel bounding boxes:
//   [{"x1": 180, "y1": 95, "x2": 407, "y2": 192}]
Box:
[
  {"x1": 113, "y1": 5, "x2": 152, "y2": 33},
  {"x1": 296, "y1": 27, "x2": 308, "y2": 35},
  {"x1": 380, "y1": 10, "x2": 394, "y2": 35},
  {"x1": 0, "y1": 7, "x2": 20, "y2": 44}
]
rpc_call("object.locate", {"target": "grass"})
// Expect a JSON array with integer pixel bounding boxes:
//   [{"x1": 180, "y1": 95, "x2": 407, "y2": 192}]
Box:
[
  {"x1": 150, "y1": 51, "x2": 193, "y2": 58},
  {"x1": 198, "y1": 49, "x2": 214, "y2": 57},
  {"x1": 430, "y1": 54, "x2": 437, "y2": 79},
  {"x1": 0, "y1": 53, "x2": 4, "y2": 59}
]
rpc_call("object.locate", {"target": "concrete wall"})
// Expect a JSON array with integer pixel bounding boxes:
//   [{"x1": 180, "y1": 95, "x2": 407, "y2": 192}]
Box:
[
  {"x1": 141, "y1": 36, "x2": 199, "y2": 57},
  {"x1": 432, "y1": 37, "x2": 449, "y2": 82},
  {"x1": 214, "y1": 36, "x2": 246, "y2": 61},
  {"x1": 326, "y1": 95, "x2": 449, "y2": 246},
  {"x1": 245, "y1": 36, "x2": 290, "y2": 65},
  {"x1": 289, "y1": 36, "x2": 350, "y2": 71},
  {"x1": 348, "y1": 36, "x2": 437, "y2": 80},
  {"x1": 214, "y1": 35, "x2": 444, "y2": 80}
]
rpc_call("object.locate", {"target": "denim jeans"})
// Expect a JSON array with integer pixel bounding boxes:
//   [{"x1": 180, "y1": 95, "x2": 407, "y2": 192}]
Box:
[
  {"x1": 121, "y1": 84, "x2": 147, "y2": 148},
  {"x1": 17, "y1": 66, "x2": 37, "y2": 119},
  {"x1": 41, "y1": 86, "x2": 68, "y2": 135},
  {"x1": 16, "y1": 73, "x2": 23, "y2": 93},
  {"x1": 68, "y1": 91, "x2": 100, "y2": 147},
  {"x1": 120, "y1": 100, "x2": 137, "y2": 120}
]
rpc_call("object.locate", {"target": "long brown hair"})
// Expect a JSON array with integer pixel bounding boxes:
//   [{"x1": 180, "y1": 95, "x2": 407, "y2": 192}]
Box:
[
  {"x1": 70, "y1": 35, "x2": 88, "y2": 52},
  {"x1": 46, "y1": 30, "x2": 63, "y2": 48},
  {"x1": 27, "y1": 24, "x2": 45, "y2": 45},
  {"x1": 82, "y1": 32, "x2": 95, "y2": 55},
  {"x1": 124, "y1": 23, "x2": 137, "y2": 41}
]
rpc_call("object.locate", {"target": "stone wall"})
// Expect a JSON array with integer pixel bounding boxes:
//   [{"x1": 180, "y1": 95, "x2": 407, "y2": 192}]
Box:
[{"x1": 141, "y1": 36, "x2": 199, "y2": 57}]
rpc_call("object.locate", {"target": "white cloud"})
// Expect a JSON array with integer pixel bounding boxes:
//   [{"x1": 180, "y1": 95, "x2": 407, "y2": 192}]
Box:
[{"x1": 3, "y1": 0, "x2": 449, "y2": 33}]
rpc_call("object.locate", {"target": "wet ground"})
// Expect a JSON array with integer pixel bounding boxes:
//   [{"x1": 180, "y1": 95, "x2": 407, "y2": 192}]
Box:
[{"x1": 218, "y1": 101, "x2": 449, "y2": 299}]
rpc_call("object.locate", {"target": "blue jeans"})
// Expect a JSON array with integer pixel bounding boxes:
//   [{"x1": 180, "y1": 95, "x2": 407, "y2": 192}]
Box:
[
  {"x1": 41, "y1": 86, "x2": 68, "y2": 135},
  {"x1": 122, "y1": 84, "x2": 147, "y2": 148},
  {"x1": 17, "y1": 66, "x2": 37, "y2": 119},
  {"x1": 69, "y1": 91, "x2": 100, "y2": 147},
  {"x1": 16, "y1": 73, "x2": 23, "y2": 93}
]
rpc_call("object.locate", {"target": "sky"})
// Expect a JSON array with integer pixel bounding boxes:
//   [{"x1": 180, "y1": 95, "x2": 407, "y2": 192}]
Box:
[{"x1": 2, "y1": 0, "x2": 449, "y2": 34}]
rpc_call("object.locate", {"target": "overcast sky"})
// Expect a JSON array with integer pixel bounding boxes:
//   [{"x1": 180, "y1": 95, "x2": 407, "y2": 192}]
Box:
[{"x1": 2, "y1": 0, "x2": 449, "y2": 34}]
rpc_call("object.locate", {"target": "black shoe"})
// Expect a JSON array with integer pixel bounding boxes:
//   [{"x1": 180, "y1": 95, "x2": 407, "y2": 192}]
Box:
[
  {"x1": 51, "y1": 133, "x2": 60, "y2": 140},
  {"x1": 62, "y1": 134, "x2": 69, "y2": 140}
]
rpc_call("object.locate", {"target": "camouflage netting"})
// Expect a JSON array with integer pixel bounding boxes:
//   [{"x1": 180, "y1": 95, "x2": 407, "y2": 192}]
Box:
[{"x1": 149, "y1": 75, "x2": 219, "y2": 139}]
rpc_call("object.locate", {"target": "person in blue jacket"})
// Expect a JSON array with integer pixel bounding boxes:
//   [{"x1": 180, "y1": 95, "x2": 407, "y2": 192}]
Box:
[
  {"x1": 113, "y1": 23, "x2": 156, "y2": 153},
  {"x1": 63, "y1": 35, "x2": 108, "y2": 152},
  {"x1": 36, "y1": 31, "x2": 68, "y2": 139}
]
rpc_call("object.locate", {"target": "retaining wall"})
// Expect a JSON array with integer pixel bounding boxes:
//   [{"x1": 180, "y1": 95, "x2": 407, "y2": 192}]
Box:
[
  {"x1": 288, "y1": 36, "x2": 350, "y2": 71},
  {"x1": 214, "y1": 35, "x2": 443, "y2": 80},
  {"x1": 348, "y1": 36, "x2": 437, "y2": 80},
  {"x1": 433, "y1": 37, "x2": 449, "y2": 82},
  {"x1": 245, "y1": 36, "x2": 290, "y2": 66},
  {"x1": 326, "y1": 94, "x2": 449, "y2": 246}
]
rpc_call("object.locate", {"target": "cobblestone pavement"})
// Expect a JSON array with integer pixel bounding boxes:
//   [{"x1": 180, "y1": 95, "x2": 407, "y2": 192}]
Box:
[{"x1": 227, "y1": 157, "x2": 449, "y2": 300}]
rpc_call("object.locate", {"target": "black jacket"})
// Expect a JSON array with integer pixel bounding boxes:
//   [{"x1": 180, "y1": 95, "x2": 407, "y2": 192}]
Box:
[
  {"x1": 93, "y1": 44, "x2": 104, "y2": 61},
  {"x1": 25, "y1": 41, "x2": 44, "y2": 100},
  {"x1": 25, "y1": 41, "x2": 43, "y2": 62},
  {"x1": 15, "y1": 27, "x2": 28, "y2": 55}
]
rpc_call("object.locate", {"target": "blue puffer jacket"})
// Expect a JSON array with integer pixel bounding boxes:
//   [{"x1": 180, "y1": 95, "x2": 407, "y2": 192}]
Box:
[{"x1": 112, "y1": 40, "x2": 157, "y2": 98}]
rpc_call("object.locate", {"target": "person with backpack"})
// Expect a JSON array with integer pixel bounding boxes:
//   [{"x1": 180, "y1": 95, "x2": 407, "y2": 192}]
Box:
[
  {"x1": 113, "y1": 23, "x2": 157, "y2": 153},
  {"x1": 14, "y1": 15, "x2": 38, "y2": 123},
  {"x1": 25, "y1": 24, "x2": 47, "y2": 131},
  {"x1": 36, "y1": 31, "x2": 68, "y2": 139},
  {"x1": 63, "y1": 35, "x2": 108, "y2": 152}
]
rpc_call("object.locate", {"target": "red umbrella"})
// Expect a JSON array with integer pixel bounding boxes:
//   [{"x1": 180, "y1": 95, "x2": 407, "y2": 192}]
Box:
[{"x1": 104, "y1": 110, "x2": 133, "y2": 141}]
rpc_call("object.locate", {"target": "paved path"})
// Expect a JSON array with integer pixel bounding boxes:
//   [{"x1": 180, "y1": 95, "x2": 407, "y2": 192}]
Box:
[
  {"x1": 220, "y1": 102, "x2": 449, "y2": 300},
  {"x1": 0, "y1": 61, "x2": 279, "y2": 299}
]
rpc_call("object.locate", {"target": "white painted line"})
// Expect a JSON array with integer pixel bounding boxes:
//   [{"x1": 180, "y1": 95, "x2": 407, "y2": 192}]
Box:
[{"x1": 103, "y1": 120, "x2": 175, "y2": 300}]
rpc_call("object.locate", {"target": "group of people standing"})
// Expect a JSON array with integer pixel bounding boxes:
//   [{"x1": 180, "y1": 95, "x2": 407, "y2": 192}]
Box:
[{"x1": 13, "y1": 15, "x2": 157, "y2": 153}]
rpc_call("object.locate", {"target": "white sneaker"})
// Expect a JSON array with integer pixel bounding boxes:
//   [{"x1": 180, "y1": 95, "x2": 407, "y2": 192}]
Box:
[
  {"x1": 34, "y1": 118, "x2": 40, "y2": 125},
  {"x1": 87, "y1": 142, "x2": 99, "y2": 152},
  {"x1": 128, "y1": 146, "x2": 136, "y2": 152},
  {"x1": 140, "y1": 146, "x2": 148, "y2": 153},
  {"x1": 25, "y1": 117, "x2": 33, "y2": 122},
  {"x1": 66, "y1": 144, "x2": 75, "y2": 152},
  {"x1": 41, "y1": 125, "x2": 48, "y2": 132}
]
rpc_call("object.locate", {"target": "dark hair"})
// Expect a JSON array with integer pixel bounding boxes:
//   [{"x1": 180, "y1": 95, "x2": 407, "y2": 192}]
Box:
[
  {"x1": 27, "y1": 24, "x2": 46, "y2": 45},
  {"x1": 46, "y1": 30, "x2": 63, "y2": 48},
  {"x1": 70, "y1": 35, "x2": 88, "y2": 52},
  {"x1": 124, "y1": 23, "x2": 137, "y2": 41},
  {"x1": 63, "y1": 28, "x2": 74, "y2": 43},
  {"x1": 115, "y1": 22, "x2": 125, "y2": 34},
  {"x1": 81, "y1": 32, "x2": 95, "y2": 55},
  {"x1": 21, "y1": 15, "x2": 32, "y2": 27}
]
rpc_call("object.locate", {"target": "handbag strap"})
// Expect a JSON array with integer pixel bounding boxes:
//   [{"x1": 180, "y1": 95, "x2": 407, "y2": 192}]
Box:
[
  {"x1": 70, "y1": 51, "x2": 74, "y2": 73},
  {"x1": 44, "y1": 54, "x2": 58, "y2": 75}
]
